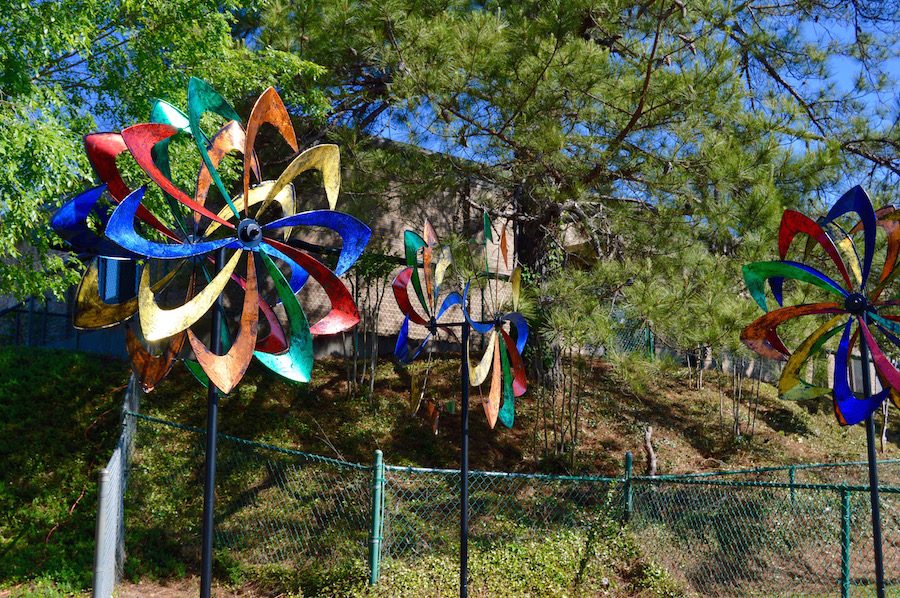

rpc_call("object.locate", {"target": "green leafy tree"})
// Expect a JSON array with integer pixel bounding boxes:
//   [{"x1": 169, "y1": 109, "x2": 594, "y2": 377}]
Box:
[
  {"x1": 251, "y1": 0, "x2": 896, "y2": 435},
  {"x1": 1, "y1": 0, "x2": 327, "y2": 300}
]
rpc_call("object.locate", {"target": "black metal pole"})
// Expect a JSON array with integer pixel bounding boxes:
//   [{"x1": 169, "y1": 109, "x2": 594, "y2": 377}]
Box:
[
  {"x1": 459, "y1": 321, "x2": 470, "y2": 598},
  {"x1": 200, "y1": 248, "x2": 225, "y2": 598},
  {"x1": 859, "y1": 322, "x2": 886, "y2": 598}
]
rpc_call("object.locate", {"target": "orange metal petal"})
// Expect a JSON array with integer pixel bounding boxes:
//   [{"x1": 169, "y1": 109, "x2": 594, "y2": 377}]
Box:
[
  {"x1": 126, "y1": 327, "x2": 187, "y2": 392},
  {"x1": 195, "y1": 121, "x2": 260, "y2": 227},
  {"x1": 483, "y1": 340, "x2": 502, "y2": 429},
  {"x1": 188, "y1": 254, "x2": 259, "y2": 394},
  {"x1": 243, "y1": 88, "x2": 298, "y2": 213},
  {"x1": 741, "y1": 302, "x2": 844, "y2": 360}
]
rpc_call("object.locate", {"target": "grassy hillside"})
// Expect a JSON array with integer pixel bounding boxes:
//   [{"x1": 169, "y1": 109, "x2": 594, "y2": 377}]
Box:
[
  {"x1": 0, "y1": 347, "x2": 130, "y2": 593},
  {"x1": 143, "y1": 352, "x2": 896, "y2": 478},
  {"x1": 2, "y1": 346, "x2": 897, "y2": 596}
]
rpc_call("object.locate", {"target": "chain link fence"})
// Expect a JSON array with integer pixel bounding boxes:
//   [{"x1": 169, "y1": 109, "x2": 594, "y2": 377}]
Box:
[
  {"x1": 630, "y1": 474, "x2": 900, "y2": 597},
  {"x1": 98, "y1": 411, "x2": 900, "y2": 597}
]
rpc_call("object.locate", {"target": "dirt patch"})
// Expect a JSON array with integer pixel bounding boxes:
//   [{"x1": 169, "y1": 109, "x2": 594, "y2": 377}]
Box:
[{"x1": 117, "y1": 578, "x2": 272, "y2": 597}]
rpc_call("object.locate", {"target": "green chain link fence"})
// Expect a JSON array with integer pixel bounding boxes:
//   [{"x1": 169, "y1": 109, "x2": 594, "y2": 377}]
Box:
[{"x1": 117, "y1": 411, "x2": 900, "y2": 596}]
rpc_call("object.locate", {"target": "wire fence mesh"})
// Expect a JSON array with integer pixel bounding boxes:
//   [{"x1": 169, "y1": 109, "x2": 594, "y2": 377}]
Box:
[
  {"x1": 124, "y1": 412, "x2": 372, "y2": 573},
  {"x1": 381, "y1": 466, "x2": 624, "y2": 560},
  {"x1": 107, "y1": 411, "x2": 900, "y2": 597}
]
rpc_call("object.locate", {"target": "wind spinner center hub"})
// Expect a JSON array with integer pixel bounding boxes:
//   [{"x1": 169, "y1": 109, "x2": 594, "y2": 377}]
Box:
[
  {"x1": 844, "y1": 292, "x2": 870, "y2": 315},
  {"x1": 237, "y1": 218, "x2": 263, "y2": 248}
]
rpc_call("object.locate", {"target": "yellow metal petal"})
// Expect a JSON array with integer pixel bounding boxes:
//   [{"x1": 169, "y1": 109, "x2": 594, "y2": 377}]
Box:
[
  {"x1": 779, "y1": 314, "x2": 845, "y2": 400},
  {"x1": 823, "y1": 222, "x2": 863, "y2": 286},
  {"x1": 139, "y1": 250, "x2": 243, "y2": 342},
  {"x1": 500, "y1": 223, "x2": 509, "y2": 270},
  {"x1": 469, "y1": 330, "x2": 497, "y2": 386},
  {"x1": 263, "y1": 144, "x2": 340, "y2": 214},
  {"x1": 510, "y1": 267, "x2": 521, "y2": 311},
  {"x1": 74, "y1": 259, "x2": 180, "y2": 330},
  {"x1": 435, "y1": 247, "x2": 452, "y2": 289},
  {"x1": 204, "y1": 181, "x2": 295, "y2": 238}
]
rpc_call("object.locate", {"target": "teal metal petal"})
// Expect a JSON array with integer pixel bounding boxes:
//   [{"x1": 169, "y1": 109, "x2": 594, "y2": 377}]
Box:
[
  {"x1": 497, "y1": 338, "x2": 515, "y2": 428},
  {"x1": 254, "y1": 251, "x2": 314, "y2": 382},
  {"x1": 187, "y1": 77, "x2": 242, "y2": 219}
]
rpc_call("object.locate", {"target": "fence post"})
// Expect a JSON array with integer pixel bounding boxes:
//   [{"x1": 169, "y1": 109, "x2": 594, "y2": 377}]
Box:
[
  {"x1": 840, "y1": 487, "x2": 851, "y2": 598},
  {"x1": 789, "y1": 466, "x2": 796, "y2": 506},
  {"x1": 623, "y1": 452, "x2": 633, "y2": 522},
  {"x1": 93, "y1": 467, "x2": 112, "y2": 598},
  {"x1": 368, "y1": 449, "x2": 385, "y2": 585}
]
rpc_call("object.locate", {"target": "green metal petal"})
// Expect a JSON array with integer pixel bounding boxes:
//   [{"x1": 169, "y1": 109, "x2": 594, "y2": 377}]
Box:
[
  {"x1": 184, "y1": 359, "x2": 210, "y2": 389},
  {"x1": 187, "y1": 77, "x2": 242, "y2": 219},
  {"x1": 150, "y1": 99, "x2": 191, "y2": 130},
  {"x1": 743, "y1": 261, "x2": 847, "y2": 312},
  {"x1": 497, "y1": 337, "x2": 515, "y2": 428},
  {"x1": 483, "y1": 210, "x2": 493, "y2": 243},
  {"x1": 148, "y1": 100, "x2": 194, "y2": 236},
  {"x1": 254, "y1": 251, "x2": 314, "y2": 383},
  {"x1": 404, "y1": 230, "x2": 430, "y2": 317}
]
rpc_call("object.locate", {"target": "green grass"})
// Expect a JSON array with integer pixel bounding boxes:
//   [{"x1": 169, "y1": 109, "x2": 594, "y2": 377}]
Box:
[
  {"x1": 0, "y1": 347, "x2": 130, "y2": 590},
  {"x1": 5, "y1": 346, "x2": 898, "y2": 595}
]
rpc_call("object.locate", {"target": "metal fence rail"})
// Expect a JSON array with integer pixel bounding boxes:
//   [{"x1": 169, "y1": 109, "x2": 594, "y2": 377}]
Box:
[{"x1": 94, "y1": 409, "x2": 900, "y2": 597}]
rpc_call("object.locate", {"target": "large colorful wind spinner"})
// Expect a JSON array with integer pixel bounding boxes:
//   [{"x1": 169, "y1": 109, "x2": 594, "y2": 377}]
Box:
[
  {"x1": 462, "y1": 212, "x2": 528, "y2": 428},
  {"x1": 52, "y1": 78, "x2": 370, "y2": 393},
  {"x1": 391, "y1": 211, "x2": 528, "y2": 597},
  {"x1": 741, "y1": 185, "x2": 894, "y2": 596},
  {"x1": 392, "y1": 213, "x2": 528, "y2": 428},
  {"x1": 51, "y1": 78, "x2": 370, "y2": 597}
]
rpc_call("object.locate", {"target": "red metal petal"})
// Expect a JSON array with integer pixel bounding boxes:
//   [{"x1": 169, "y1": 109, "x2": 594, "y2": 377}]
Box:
[
  {"x1": 265, "y1": 238, "x2": 360, "y2": 335},
  {"x1": 83, "y1": 133, "x2": 179, "y2": 242},
  {"x1": 392, "y1": 267, "x2": 430, "y2": 326},
  {"x1": 121, "y1": 123, "x2": 234, "y2": 229},
  {"x1": 779, "y1": 210, "x2": 853, "y2": 289},
  {"x1": 499, "y1": 328, "x2": 527, "y2": 396}
]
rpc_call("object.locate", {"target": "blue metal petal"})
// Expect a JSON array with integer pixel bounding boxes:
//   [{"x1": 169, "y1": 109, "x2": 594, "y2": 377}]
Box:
[
  {"x1": 501, "y1": 312, "x2": 529, "y2": 355},
  {"x1": 461, "y1": 281, "x2": 495, "y2": 334},
  {"x1": 833, "y1": 318, "x2": 887, "y2": 425},
  {"x1": 260, "y1": 243, "x2": 309, "y2": 294},
  {"x1": 263, "y1": 210, "x2": 372, "y2": 275},
  {"x1": 51, "y1": 185, "x2": 139, "y2": 259},
  {"x1": 436, "y1": 292, "x2": 463, "y2": 321},
  {"x1": 394, "y1": 315, "x2": 432, "y2": 364},
  {"x1": 106, "y1": 188, "x2": 238, "y2": 259},
  {"x1": 822, "y1": 185, "x2": 876, "y2": 290}
]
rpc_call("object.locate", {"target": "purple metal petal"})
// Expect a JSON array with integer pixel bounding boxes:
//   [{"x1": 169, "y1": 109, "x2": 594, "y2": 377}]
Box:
[
  {"x1": 501, "y1": 312, "x2": 529, "y2": 355},
  {"x1": 51, "y1": 185, "x2": 139, "y2": 259},
  {"x1": 259, "y1": 243, "x2": 309, "y2": 294},
  {"x1": 461, "y1": 281, "x2": 496, "y2": 334},
  {"x1": 394, "y1": 315, "x2": 434, "y2": 364}
]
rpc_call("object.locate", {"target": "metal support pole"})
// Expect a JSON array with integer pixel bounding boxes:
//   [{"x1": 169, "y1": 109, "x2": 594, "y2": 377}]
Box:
[
  {"x1": 623, "y1": 452, "x2": 633, "y2": 522},
  {"x1": 460, "y1": 321, "x2": 470, "y2": 598},
  {"x1": 200, "y1": 248, "x2": 225, "y2": 598},
  {"x1": 789, "y1": 466, "x2": 796, "y2": 507},
  {"x1": 841, "y1": 487, "x2": 851, "y2": 598},
  {"x1": 368, "y1": 449, "x2": 384, "y2": 585},
  {"x1": 859, "y1": 327, "x2": 886, "y2": 598}
]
